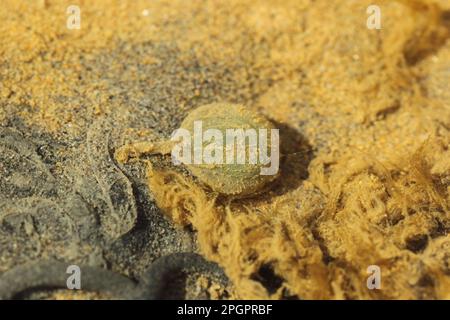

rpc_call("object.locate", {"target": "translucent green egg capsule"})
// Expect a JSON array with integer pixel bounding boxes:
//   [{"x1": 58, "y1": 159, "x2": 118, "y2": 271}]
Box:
[
  {"x1": 176, "y1": 103, "x2": 279, "y2": 196},
  {"x1": 116, "y1": 103, "x2": 279, "y2": 197}
]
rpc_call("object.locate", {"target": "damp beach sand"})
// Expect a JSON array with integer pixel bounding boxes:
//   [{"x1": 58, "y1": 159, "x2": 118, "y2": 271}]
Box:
[{"x1": 0, "y1": 0, "x2": 449, "y2": 299}]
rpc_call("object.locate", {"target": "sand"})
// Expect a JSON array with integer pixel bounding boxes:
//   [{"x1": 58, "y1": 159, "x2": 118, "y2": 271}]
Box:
[{"x1": 0, "y1": 0, "x2": 449, "y2": 299}]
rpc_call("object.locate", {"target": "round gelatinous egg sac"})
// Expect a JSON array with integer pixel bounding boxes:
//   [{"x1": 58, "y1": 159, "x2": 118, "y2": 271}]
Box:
[{"x1": 174, "y1": 103, "x2": 279, "y2": 196}]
